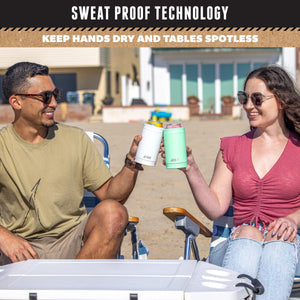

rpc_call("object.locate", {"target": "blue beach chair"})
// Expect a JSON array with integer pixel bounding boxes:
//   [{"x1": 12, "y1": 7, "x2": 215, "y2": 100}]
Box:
[
  {"x1": 84, "y1": 132, "x2": 148, "y2": 259},
  {"x1": 163, "y1": 205, "x2": 300, "y2": 299}
]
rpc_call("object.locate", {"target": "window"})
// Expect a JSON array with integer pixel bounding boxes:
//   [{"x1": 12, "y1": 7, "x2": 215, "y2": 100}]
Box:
[
  {"x1": 220, "y1": 64, "x2": 234, "y2": 96},
  {"x1": 115, "y1": 72, "x2": 120, "y2": 94},
  {"x1": 186, "y1": 64, "x2": 198, "y2": 97},
  {"x1": 51, "y1": 73, "x2": 77, "y2": 103},
  {"x1": 202, "y1": 64, "x2": 215, "y2": 112},
  {"x1": 170, "y1": 64, "x2": 183, "y2": 105}
]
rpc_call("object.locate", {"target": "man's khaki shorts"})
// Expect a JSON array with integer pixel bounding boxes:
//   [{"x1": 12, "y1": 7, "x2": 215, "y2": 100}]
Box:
[{"x1": 0, "y1": 216, "x2": 88, "y2": 265}]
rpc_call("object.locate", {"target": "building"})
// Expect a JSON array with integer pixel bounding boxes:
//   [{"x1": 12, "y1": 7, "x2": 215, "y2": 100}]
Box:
[
  {"x1": 139, "y1": 47, "x2": 297, "y2": 114},
  {"x1": 0, "y1": 47, "x2": 297, "y2": 119},
  {"x1": 0, "y1": 48, "x2": 140, "y2": 114}
]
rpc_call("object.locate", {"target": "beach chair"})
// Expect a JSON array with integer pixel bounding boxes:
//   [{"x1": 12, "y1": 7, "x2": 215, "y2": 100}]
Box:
[
  {"x1": 163, "y1": 205, "x2": 236, "y2": 261},
  {"x1": 163, "y1": 205, "x2": 300, "y2": 299},
  {"x1": 150, "y1": 104, "x2": 172, "y2": 122},
  {"x1": 163, "y1": 207, "x2": 212, "y2": 261},
  {"x1": 84, "y1": 132, "x2": 148, "y2": 259}
]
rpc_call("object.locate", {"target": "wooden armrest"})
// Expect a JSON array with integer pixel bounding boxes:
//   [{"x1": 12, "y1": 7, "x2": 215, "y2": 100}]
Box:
[
  {"x1": 163, "y1": 207, "x2": 212, "y2": 238},
  {"x1": 128, "y1": 216, "x2": 139, "y2": 224}
]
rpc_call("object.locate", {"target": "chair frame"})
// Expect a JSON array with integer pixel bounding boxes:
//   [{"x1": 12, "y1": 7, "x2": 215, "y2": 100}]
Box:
[
  {"x1": 163, "y1": 207, "x2": 211, "y2": 261},
  {"x1": 163, "y1": 206, "x2": 299, "y2": 299}
]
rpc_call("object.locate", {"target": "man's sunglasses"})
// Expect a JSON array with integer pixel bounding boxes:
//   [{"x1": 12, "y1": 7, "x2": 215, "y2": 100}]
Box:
[
  {"x1": 15, "y1": 88, "x2": 62, "y2": 105},
  {"x1": 237, "y1": 91, "x2": 274, "y2": 107}
]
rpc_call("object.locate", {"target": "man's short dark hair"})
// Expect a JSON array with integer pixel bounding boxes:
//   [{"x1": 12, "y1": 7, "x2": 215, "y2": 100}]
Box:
[{"x1": 2, "y1": 62, "x2": 49, "y2": 101}]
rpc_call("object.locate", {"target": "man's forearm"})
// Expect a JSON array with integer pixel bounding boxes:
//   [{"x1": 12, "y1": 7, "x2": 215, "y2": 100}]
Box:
[{"x1": 104, "y1": 164, "x2": 139, "y2": 204}]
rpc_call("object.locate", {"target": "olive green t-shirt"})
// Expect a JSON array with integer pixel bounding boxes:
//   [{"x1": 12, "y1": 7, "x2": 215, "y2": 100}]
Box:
[{"x1": 0, "y1": 123, "x2": 112, "y2": 239}]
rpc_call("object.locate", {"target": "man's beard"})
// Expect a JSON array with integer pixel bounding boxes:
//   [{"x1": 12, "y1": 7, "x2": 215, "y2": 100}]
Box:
[{"x1": 42, "y1": 120, "x2": 55, "y2": 128}]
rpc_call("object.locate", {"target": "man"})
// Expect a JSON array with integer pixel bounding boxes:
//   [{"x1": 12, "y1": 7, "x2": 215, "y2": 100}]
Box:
[{"x1": 0, "y1": 62, "x2": 143, "y2": 264}]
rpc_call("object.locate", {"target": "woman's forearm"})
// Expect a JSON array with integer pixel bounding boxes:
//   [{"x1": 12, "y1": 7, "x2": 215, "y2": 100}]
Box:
[{"x1": 185, "y1": 162, "x2": 226, "y2": 220}]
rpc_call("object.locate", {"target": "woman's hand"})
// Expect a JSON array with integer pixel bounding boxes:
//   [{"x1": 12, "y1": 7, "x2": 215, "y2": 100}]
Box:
[
  {"x1": 180, "y1": 146, "x2": 197, "y2": 173},
  {"x1": 267, "y1": 216, "x2": 298, "y2": 242},
  {"x1": 160, "y1": 139, "x2": 196, "y2": 172}
]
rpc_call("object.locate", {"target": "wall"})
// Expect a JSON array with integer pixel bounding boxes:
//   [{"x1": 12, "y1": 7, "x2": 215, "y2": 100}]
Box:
[
  {"x1": 102, "y1": 105, "x2": 190, "y2": 123},
  {"x1": 109, "y1": 48, "x2": 140, "y2": 106},
  {"x1": 153, "y1": 56, "x2": 170, "y2": 105},
  {"x1": 139, "y1": 48, "x2": 154, "y2": 105},
  {"x1": 0, "y1": 48, "x2": 104, "y2": 68}
]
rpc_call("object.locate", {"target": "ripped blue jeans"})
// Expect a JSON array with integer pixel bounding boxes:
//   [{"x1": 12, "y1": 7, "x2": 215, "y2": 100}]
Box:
[{"x1": 209, "y1": 225, "x2": 299, "y2": 300}]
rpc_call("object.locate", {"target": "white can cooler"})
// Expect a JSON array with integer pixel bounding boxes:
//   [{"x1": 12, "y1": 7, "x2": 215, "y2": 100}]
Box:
[{"x1": 135, "y1": 121, "x2": 164, "y2": 166}]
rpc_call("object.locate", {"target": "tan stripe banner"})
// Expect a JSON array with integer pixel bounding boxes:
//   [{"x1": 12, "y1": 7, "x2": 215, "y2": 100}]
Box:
[{"x1": 0, "y1": 27, "x2": 299, "y2": 47}]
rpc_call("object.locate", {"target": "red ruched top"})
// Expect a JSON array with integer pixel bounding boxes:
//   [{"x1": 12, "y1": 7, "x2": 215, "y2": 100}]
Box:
[{"x1": 221, "y1": 130, "x2": 300, "y2": 228}]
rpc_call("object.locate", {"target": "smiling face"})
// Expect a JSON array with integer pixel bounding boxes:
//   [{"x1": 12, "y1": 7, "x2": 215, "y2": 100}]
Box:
[
  {"x1": 14, "y1": 75, "x2": 58, "y2": 129},
  {"x1": 243, "y1": 78, "x2": 285, "y2": 130}
]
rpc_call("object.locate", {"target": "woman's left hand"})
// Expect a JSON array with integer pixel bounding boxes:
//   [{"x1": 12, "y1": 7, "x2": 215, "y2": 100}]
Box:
[{"x1": 267, "y1": 217, "x2": 298, "y2": 242}]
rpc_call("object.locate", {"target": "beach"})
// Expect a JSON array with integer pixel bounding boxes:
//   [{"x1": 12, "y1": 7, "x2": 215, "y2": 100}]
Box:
[{"x1": 68, "y1": 117, "x2": 250, "y2": 260}]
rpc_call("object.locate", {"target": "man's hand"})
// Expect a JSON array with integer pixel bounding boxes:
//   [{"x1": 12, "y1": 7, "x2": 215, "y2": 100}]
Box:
[
  {"x1": 0, "y1": 227, "x2": 39, "y2": 262},
  {"x1": 127, "y1": 135, "x2": 142, "y2": 161}
]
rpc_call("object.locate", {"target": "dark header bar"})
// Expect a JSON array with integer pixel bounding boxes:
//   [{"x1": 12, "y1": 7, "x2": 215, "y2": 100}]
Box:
[{"x1": 1, "y1": 1, "x2": 298, "y2": 28}]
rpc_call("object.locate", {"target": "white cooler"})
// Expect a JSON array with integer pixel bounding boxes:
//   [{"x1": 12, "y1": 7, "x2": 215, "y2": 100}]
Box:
[
  {"x1": 186, "y1": 261, "x2": 251, "y2": 300},
  {"x1": 0, "y1": 259, "x2": 250, "y2": 300}
]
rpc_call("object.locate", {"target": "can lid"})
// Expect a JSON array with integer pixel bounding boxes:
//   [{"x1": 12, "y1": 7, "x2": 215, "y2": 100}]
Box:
[
  {"x1": 146, "y1": 120, "x2": 163, "y2": 127},
  {"x1": 166, "y1": 123, "x2": 182, "y2": 129}
]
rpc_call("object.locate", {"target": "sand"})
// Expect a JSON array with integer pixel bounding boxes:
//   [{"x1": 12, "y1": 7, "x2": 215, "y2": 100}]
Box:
[{"x1": 68, "y1": 117, "x2": 250, "y2": 260}]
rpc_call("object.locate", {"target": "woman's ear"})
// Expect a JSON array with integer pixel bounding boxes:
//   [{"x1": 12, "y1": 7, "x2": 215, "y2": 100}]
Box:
[
  {"x1": 9, "y1": 95, "x2": 22, "y2": 110},
  {"x1": 276, "y1": 98, "x2": 284, "y2": 110}
]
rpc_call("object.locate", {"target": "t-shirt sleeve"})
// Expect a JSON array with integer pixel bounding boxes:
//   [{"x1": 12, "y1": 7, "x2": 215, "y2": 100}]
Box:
[
  {"x1": 81, "y1": 132, "x2": 112, "y2": 192},
  {"x1": 220, "y1": 136, "x2": 236, "y2": 172}
]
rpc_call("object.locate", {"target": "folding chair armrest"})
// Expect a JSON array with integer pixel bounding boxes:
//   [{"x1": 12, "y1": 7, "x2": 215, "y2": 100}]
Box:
[
  {"x1": 128, "y1": 216, "x2": 139, "y2": 224},
  {"x1": 126, "y1": 216, "x2": 139, "y2": 233},
  {"x1": 163, "y1": 207, "x2": 212, "y2": 238}
]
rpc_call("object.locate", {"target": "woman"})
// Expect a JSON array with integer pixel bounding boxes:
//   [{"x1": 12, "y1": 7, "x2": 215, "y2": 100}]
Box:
[{"x1": 167, "y1": 66, "x2": 300, "y2": 299}]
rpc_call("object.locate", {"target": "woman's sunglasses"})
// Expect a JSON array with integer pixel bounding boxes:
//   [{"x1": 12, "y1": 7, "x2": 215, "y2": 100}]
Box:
[
  {"x1": 15, "y1": 88, "x2": 62, "y2": 105},
  {"x1": 237, "y1": 91, "x2": 274, "y2": 106}
]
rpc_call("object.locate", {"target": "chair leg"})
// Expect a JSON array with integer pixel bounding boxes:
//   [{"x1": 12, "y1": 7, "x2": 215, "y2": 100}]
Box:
[
  {"x1": 117, "y1": 224, "x2": 137, "y2": 259},
  {"x1": 184, "y1": 233, "x2": 192, "y2": 260},
  {"x1": 130, "y1": 227, "x2": 139, "y2": 259},
  {"x1": 126, "y1": 222, "x2": 140, "y2": 259},
  {"x1": 191, "y1": 238, "x2": 200, "y2": 261},
  {"x1": 184, "y1": 233, "x2": 200, "y2": 261}
]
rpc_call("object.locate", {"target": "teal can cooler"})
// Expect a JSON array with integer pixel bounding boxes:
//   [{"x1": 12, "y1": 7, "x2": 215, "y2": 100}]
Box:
[{"x1": 163, "y1": 124, "x2": 187, "y2": 169}]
